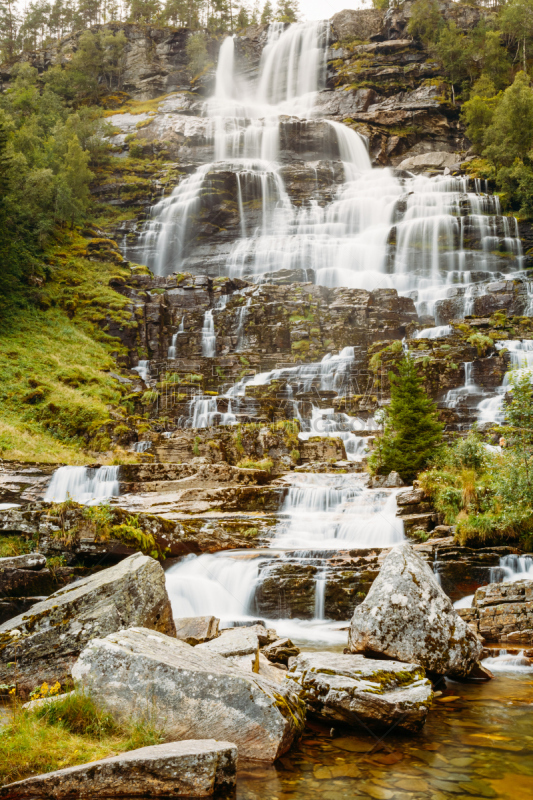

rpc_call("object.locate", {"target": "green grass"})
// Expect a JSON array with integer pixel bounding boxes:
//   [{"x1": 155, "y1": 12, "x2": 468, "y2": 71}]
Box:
[
  {"x1": 0, "y1": 230, "x2": 137, "y2": 463},
  {"x1": 0, "y1": 689, "x2": 164, "y2": 785}
]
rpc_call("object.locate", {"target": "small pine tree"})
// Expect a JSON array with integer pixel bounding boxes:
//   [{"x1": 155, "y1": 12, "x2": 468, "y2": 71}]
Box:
[
  {"x1": 261, "y1": 0, "x2": 272, "y2": 24},
  {"x1": 372, "y1": 356, "x2": 443, "y2": 483}
]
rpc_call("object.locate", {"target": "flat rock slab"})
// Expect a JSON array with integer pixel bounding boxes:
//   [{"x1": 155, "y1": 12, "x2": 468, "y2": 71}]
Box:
[
  {"x1": 349, "y1": 543, "x2": 483, "y2": 677},
  {"x1": 287, "y1": 652, "x2": 433, "y2": 733},
  {"x1": 72, "y1": 627, "x2": 306, "y2": 762},
  {"x1": 0, "y1": 553, "x2": 46, "y2": 571},
  {"x1": 0, "y1": 740, "x2": 237, "y2": 798},
  {"x1": 0, "y1": 553, "x2": 176, "y2": 693},
  {"x1": 175, "y1": 616, "x2": 220, "y2": 645},
  {"x1": 195, "y1": 626, "x2": 259, "y2": 658}
]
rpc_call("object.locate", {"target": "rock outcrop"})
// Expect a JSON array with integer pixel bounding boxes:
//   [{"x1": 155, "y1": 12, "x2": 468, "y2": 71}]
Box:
[
  {"x1": 72, "y1": 627, "x2": 306, "y2": 762},
  {"x1": 175, "y1": 616, "x2": 220, "y2": 645},
  {"x1": 287, "y1": 652, "x2": 433, "y2": 733},
  {"x1": 0, "y1": 740, "x2": 237, "y2": 799},
  {"x1": 348, "y1": 543, "x2": 483, "y2": 677},
  {"x1": 458, "y1": 579, "x2": 533, "y2": 643},
  {"x1": 0, "y1": 553, "x2": 175, "y2": 693}
]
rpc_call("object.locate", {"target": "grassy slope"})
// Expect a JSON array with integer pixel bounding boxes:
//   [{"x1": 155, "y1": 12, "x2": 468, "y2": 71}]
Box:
[{"x1": 0, "y1": 229, "x2": 136, "y2": 464}]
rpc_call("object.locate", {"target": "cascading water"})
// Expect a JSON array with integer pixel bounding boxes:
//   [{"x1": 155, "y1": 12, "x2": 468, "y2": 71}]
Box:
[
  {"x1": 139, "y1": 22, "x2": 524, "y2": 322},
  {"x1": 44, "y1": 465, "x2": 120, "y2": 504},
  {"x1": 154, "y1": 20, "x2": 528, "y2": 646},
  {"x1": 477, "y1": 340, "x2": 533, "y2": 424},
  {"x1": 454, "y1": 552, "x2": 533, "y2": 610}
]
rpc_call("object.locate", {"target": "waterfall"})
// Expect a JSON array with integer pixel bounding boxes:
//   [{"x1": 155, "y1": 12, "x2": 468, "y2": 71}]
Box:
[
  {"x1": 133, "y1": 360, "x2": 150, "y2": 382},
  {"x1": 136, "y1": 20, "x2": 524, "y2": 320},
  {"x1": 477, "y1": 340, "x2": 533, "y2": 424},
  {"x1": 44, "y1": 466, "x2": 120, "y2": 504},
  {"x1": 454, "y1": 552, "x2": 533, "y2": 610},
  {"x1": 201, "y1": 309, "x2": 216, "y2": 357},
  {"x1": 314, "y1": 571, "x2": 326, "y2": 620}
]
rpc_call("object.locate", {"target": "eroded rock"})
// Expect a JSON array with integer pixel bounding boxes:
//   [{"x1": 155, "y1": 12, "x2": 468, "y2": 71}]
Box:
[
  {"x1": 175, "y1": 616, "x2": 220, "y2": 645},
  {"x1": 348, "y1": 543, "x2": 483, "y2": 677},
  {"x1": 0, "y1": 552, "x2": 176, "y2": 693},
  {"x1": 72, "y1": 627, "x2": 306, "y2": 762},
  {"x1": 287, "y1": 652, "x2": 433, "y2": 733}
]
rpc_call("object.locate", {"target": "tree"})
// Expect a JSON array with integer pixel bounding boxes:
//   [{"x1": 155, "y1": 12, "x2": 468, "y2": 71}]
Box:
[
  {"x1": 407, "y1": 0, "x2": 441, "y2": 45},
  {"x1": 0, "y1": 0, "x2": 19, "y2": 60},
  {"x1": 186, "y1": 32, "x2": 210, "y2": 77},
  {"x1": 236, "y1": 4, "x2": 249, "y2": 29},
  {"x1": 127, "y1": 0, "x2": 162, "y2": 23},
  {"x1": 480, "y1": 30, "x2": 511, "y2": 89},
  {"x1": 275, "y1": 0, "x2": 298, "y2": 24},
  {"x1": 504, "y1": 369, "x2": 533, "y2": 487},
  {"x1": 499, "y1": 0, "x2": 533, "y2": 74},
  {"x1": 432, "y1": 21, "x2": 474, "y2": 102},
  {"x1": 260, "y1": 0, "x2": 272, "y2": 24},
  {"x1": 55, "y1": 136, "x2": 93, "y2": 227},
  {"x1": 371, "y1": 356, "x2": 443, "y2": 482},
  {"x1": 483, "y1": 70, "x2": 533, "y2": 167},
  {"x1": 461, "y1": 76, "x2": 500, "y2": 153}
]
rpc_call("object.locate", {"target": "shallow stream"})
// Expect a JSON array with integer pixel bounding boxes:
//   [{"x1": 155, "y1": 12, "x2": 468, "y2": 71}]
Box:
[{"x1": 237, "y1": 670, "x2": 533, "y2": 800}]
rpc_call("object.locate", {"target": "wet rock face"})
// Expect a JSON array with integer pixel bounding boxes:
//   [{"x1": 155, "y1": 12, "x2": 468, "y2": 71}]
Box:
[
  {"x1": 0, "y1": 553, "x2": 175, "y2": 694},
  {"x1": 463, "y1": 579, "x2": 533, "y2": 643},
  {"x1": 348, "y1": 543, "x2": 483, "y2": 677},
  {"x1": 72, "y1": 626, "x2": 306, "y2": 762},
  {"x1": 287, "y1": 652, "x2": 433, "y2": 733},
  {"x1": 0, "y1": 740, "x2": 238, "y2": 799}
]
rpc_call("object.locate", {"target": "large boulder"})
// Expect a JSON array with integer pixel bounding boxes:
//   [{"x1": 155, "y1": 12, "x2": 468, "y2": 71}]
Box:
[
  {"x1": 72, "y1": 627, "x2": 306, "y2": 762},
  {"x1": 0, "y1": 553, "x2": 176, "y2": 693},
  {"x1": 348, "y1": 543, "x2": 483, "y2": 677},
  {"x1": 0, "y1": 740, "x2": 237, "y2": 799},
  {"x1": 287, "y1": 652, "x2": 433, "y2": 733}
]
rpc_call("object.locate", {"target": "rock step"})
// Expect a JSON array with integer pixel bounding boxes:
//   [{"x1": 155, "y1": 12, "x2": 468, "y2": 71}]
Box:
[{"x1": 0, "y1": 740, "x2": 237, "y2": 799}]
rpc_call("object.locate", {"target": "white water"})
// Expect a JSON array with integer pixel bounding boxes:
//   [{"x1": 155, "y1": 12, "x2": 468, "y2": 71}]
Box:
[
  {"x1": 482, "y1": 650, "x2": 533, "y2": 673},
  {"x1": 133, "y1": 360, "x2": 150, "y2": 382},
  {"x1": 139, "y1": 22, "x2": 523, "y2": 324},
  {"x1": 477, "y1": 340, "x2": 533, "y2": 424},
  {"x1": 415, "y1": 325, "x2": 452, "y2": 339},
  {"x1": 166, "y1": 472, "x2": 404, "y2": 644},
  {"x1": 44, "y1": 466, "x2": 120, "y2": 504},
  {"x1": 454, "y1": 553, "x2": 533, "y2": 609}
]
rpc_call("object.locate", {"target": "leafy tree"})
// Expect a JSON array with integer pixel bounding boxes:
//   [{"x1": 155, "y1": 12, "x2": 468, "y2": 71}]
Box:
[
  {"x1": 236, "y1": 4, "x2": 249, "y2": 29},
  {"x1": 127, "y1": 0, "x2": 162, "y2": 23},
  {"x1": 483, "y1": 70, "x2": 533, "y2": 167},
  {"x1": 186, "y1": 32, "x2": 210, "y2": 77},
  {"x1": 461, "y1": 76, "x2": 500, "y2": 152},
  {"x1": 371, "y1": 356, "x2": 443, "y2": 482},
  {"x1": 499, "y1": 0, "x2": 533, "y2": 74},
  {"x1": 432, "y1": 21, "x2": 474, "y2": 102},
  {"x1": 275, "y1": 0, "x2": 298, "y2": 24},
  {"x1": 0, "y1": 0, "x2": 18, "y2": 60},
  {"x1": 260, "y1": 0, "x2": 272, "y2": 24},
  {"x1": 480, "y1": 30, "x2": 511, "y2": 89},
  {"x1": 504, "y1": 369, "x2": 533, "y2": 486},
  {"x1": 407, "y1": 0, "x2": 441, "y2": 45}
]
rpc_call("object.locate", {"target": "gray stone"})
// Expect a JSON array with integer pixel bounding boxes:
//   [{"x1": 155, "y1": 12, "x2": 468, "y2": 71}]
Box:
[
  {"x1": 175, "y1": 616, "x2": 220, "y2": 645},
  {"x1": 0, "y1": 740, "x2": 237, "y2": 798},
  {"x1": 348, "y1": 543, "x2": 483, "y2": 677},
  {"x1": 330, "y1": 9, "x2": 384, "y2": 42},
  {"x1": 0, "y1": 552, "x2": 176, "y2": 693},
  {"x1": 287, "y1": 652, "x2": 433, "y2": 733},
  {"x1": 261, "y1": 638, "x2": 300, "y2": 666},
  {"x1": 398, "y1": 151, "x2": 460, "y2": 171},
  {"x1": 196, "y1": 626, "x2": 259, "y2": 658},
  {"x1": 0, "y1": 553, "x2": 46, "y2": 571},
  {"x1": 72, "y1": 627, "x2": 306, "y2": 762}
]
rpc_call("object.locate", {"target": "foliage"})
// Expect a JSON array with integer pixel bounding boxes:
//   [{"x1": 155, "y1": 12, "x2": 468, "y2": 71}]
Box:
[
  {"x1": 237, "y1": 457, "x2": 274, "y2": 472},
  {"x1": 186, "y1": 32, "x2": 211, "y2": 78},
  {"x1": 0, "y1": 687, "x2": 164, "y2": 785},
  {"x1": 370, "y1": 356, "x2": 443, "y2": 482},
  {"x1": 275, "y1": 0, "x2": 299, "y2": 23},
  {"x1": 407, "y1": 0, "x2": 442, "y2": 45},
  {"x1": 419, "y1": 379, "x2": 533, "y2": 548},
  {"x1": 82, "y1": 504, "x2": 165, "y2": 559},
  {"x1": 467, "y1": 332, "x2": 494, "y2": 356},
  {"x1": 483, "y1": 71, "x2": 533, "y2": 167}
]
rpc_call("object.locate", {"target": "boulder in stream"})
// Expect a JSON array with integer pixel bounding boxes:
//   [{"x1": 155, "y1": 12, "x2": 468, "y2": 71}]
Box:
[
  {"x1": 0, "y1": 552, "x2": 176, "y2": 693},
  {"x1": 0, "y1": 740, "x2": 237, "y2": 798},
  {"x1": 72, "y1": 627, "x2": 306, "y2": 762},
  {"x1": 348, "y1": 543, "x2": 483, "y2": 677},
  {"x1": 287, "y1": 652, "x2": 433, "y2": 733}
]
